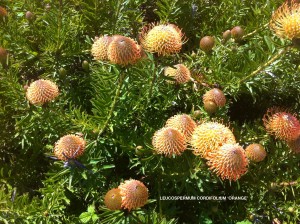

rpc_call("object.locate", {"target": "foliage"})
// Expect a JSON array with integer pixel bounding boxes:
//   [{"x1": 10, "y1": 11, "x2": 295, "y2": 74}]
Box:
[{"x1": 0, "y1": 0, "x2": 299, "y2": 223}]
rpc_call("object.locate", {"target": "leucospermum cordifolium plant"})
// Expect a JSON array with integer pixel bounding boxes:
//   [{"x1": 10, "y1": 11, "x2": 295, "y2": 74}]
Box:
[{"x1": 1, "y1": 0, "x2": 300, "y2": 223}]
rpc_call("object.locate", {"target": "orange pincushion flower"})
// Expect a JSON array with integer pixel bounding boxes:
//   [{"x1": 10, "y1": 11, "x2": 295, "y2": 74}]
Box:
[
  {"x1": 287, "y1": 135, "x2": 300, "y2": 153},
  {"x1": 107, "y1": 35, "x2": 141, "y2": 66},
  {"x1": 263, "y1": 108, "x2": 300, "y2": 141},
  {"x1": 165, "y1": 114, "x2": 197, "y2": 142},
  {"x1": 26, "y1": 79, "x2": 59, "y2": 105},
  {"x1": 152, "y1": 127, "x2": 187, "y2": 156},
  {"x1": 190, "y1": 122, "x2": 236, "y2": 158},
  {"x1": 104, "y1": 188, "x2": 122, "y2": 210},
  {"x1": 54, "y1": 134, "x2": 86, "y2": 161},
  {"x1": 164, "y1": 64, "x2": 191, "y2": 84},
  {"x1": 207, "y1": 144, "x2": 248, "y2": 181},
  {"x1": 118, "y1": 179, "x2": 148, "y2": 211},
  {"x1": 270, "y1": 0, "x2": 300, "y2": 40},
  {"x1": 91, "y1": 35, "x2": 112, "y2": 61},
  {"x1": 0, "y1": 6, "x2": 7, "y2": 17},
  {"x1": 139, "y1": 23, "x2": 185, "y2": 56},
  {"x1": 203, "y1": 88, "x2": 226, "y2": 107},
  {"x1": 245, "y1": 143, "x2": 267, "y2": 162}
]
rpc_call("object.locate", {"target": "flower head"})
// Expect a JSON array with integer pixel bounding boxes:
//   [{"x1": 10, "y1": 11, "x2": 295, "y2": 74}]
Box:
[
  {"x1": 118, "y1": 179, "x2": 148, "y2": 211},
  {"x1": 107, "y1": 35, "x2": 141, "y2": 66},
  {"x1": 190, "y1": 122, "x2": 236, "y2": 158},
  {"x1": 165, "y1": 114, "x2": 197, "y2": 142},
  {"x1": 91, "y1": 35, "x2": 112, "y2": 61},
  {"x1": 263, "y1": 107, "x2": 300, "y2": 141},
  {"x1": 164, "y1": 64, "x2": 191, "y2": 83},
  {"x1": 203, "y1": 88, "x2": 226, "y2": 107},
  {"x1": 26, "y1": 79, "x2": 59, "y2": 105},
  {"x1": 152, "y1": 127, "x2": 187, "y2": 156},
  {"x1": 104, "y1": 188, "x2": 122, "y2": 210},
  {"x1": 139, "y1": 23, "x2": 185, "y2": 56},
  {"x1": 270, "y1": 0, "x2": 300, "y2": 40},
  {"x1": 245, "y1": 143, "x2": 267, "y2": 162},
  {"x1": 54, "y1": 134, "x2": 86, "y2": 161},
  {"x1": 207, "y1": 144, "x2": 248, "y2": 181}
]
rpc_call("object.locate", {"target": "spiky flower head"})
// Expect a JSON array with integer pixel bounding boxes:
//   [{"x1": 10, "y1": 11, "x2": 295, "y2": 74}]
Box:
[
  {"x1": 152, "y1": 127, "x2": 187, "y2": 156},
  {"x1": 26, "y1": 79, "x2": 59, "y2": 105},
  {"x1": 270, "y1": 0, "x2": 300, "y2": 40},
  {"x1": 287, "y1": 135, "x2": 300, "y2": 153},
  {"x1": 190, "y1": 122, "x2": 236, "y2": 158},
  {"x1": 164, "y1": 64, "x2": 191, "y2": 84},
  {"x1": 207, "y1": 144, "x2": 248, "y2": 181},
  {"x1": 107, "y1": 35, "x2": 141, "y2": 66},
  {"x1": 104, "y1": 188, "x2": 122, "y2": 210},
  {"x1": 165, "y1": 114, "x2": 197, "y2": 142},
  {"x1": 0, "y1": 6, "x2": 7, "y2": 17},
  {"x1": 139, "y1": 23, "x2": 185, "y2": 56},
  {"x1": 203, "y1": 88, "x2": 226, "y2": 107},
  {"x1": 263, "y1": 107, "x2": 300, "y2": 141},
  {"x1": 245, "y1": 143, "x2": 267, "y2": 162},
  {"x1": 118, "y1": 179, "x2": 148, "y2": 211},
  {"x1": 91, "y1": 35, "x2": 112, "y2": 61},
  {"x1": 54, "y1": 134, "x2": 86, "y2": 161}
]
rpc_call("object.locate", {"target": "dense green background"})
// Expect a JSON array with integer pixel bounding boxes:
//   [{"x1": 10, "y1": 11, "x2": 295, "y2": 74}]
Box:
[{"x1": 0, "y1": 0, "x2": 299, "y2": 223}]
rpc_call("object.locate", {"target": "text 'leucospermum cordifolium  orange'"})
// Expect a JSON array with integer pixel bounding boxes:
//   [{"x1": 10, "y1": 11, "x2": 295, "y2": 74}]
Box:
[
  {"x1": 164, "y1": 64, "x2": 191, "y2": 84},
  {"x1": 270, "y1": 0, "x2": 300, "y2": 40},
  {"x1": 165, "y1": 114, "x2": 197, "y2": 142},
  {"x1": 207, "y1": 144, "x2": 248, "y2": 181},
  {"x1": 104, "y1": 188, "x2": 122, "y2": 210},
  {"x1": 139, "y1": 23, "x2": 185, "y2": 56},
  {"x1": 263, "y1": 108, "x2": 300, "y2": 141},
  {"x1": 107, "y1": 35, "x2": 141, "y2": 66},
  {"x1": 190, "y1": 122, "x2": 236, "y2": 158},
  {"x1": 152, "y1": 127, "x2": 187, "y2": 156},
  {"x1": 91, "y1": 35, "x2": 112, "y2": 61},
  {"x1": 118, "y1": 179, "x2": 148, "y2": 211},
  {"x1": 54, "y1": 134, "x2": 86, "y2": 161},
  {"x1": 26, "y1": 79, "x2": 59, "y2": 105},
  {"x1": 245, "y1": 143, "x2": 267, "y2": 162}
]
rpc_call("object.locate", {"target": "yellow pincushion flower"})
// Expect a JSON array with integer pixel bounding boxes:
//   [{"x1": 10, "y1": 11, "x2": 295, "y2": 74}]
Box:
[
  {"x1": 287, "y1": 135, "x2": 300, "y2": 154},
  {"x1": 190, "y1": 122, "x2": 236, "y2": 158},
  {"x1": 107, "y1": 35, "x2": 141, "y2": 66},
  {"x1": 207, "y1": 144, "x2": 248, "y2": 181},
  {"x1": 54, "y1": 134, "x2": 86, "y2": 161},
  {"x1": 139, "y1": 23, "x2": 185, "y2": 56},
  {"x1": 152, "y1": 127, "x2": 187, "y2": 156},
  {"x1": 263, "y1": 107, "x2": 300, "y2": 141},
  {"x1": 26, "y1": 79, "x2": 59, "y2": 105},
  {"x1": 270, "y1": 0, "x2": 300, "y2": 40},
  {"x1": 118, "y1": 179, "x2": 148, "y2": 211}
]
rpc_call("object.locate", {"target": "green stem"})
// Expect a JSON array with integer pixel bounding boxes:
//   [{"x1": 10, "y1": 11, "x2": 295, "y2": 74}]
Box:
[
  {"x1": 239, "y1": 45, "x2": 291, "y2": 84},
  {"x1": 97, "y1": 72, "x2": 126, "y2": 140},
  {"x1": 147, "y1": 57, "x2": 158, "y2": 101},
  {"x1": 242, "y1": 23, "x2": 268, "y2": 39}
]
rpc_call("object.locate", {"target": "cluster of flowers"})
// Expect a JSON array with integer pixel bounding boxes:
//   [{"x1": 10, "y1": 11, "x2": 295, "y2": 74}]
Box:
[{"x1": 152, "y1": 112, "x2": 267, "y2": 181}]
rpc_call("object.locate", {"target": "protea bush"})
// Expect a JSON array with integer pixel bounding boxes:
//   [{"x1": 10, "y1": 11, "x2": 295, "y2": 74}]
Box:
[{"x1": 0, "y1": 1, "x2": 299, "y2": 224}]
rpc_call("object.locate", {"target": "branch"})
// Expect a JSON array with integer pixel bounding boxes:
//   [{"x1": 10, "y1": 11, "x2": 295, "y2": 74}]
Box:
[
  {"x1": 96, "y1": 71, "x2": 126, "y2": 140},
  {"x1": 239, "y1": 45, "x2": 292, "y2": 84}
]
